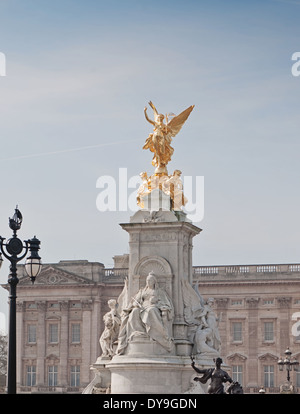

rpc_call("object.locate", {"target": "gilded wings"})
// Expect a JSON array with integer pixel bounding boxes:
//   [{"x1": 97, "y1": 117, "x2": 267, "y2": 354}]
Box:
[
  {"x1": 146, "y1": 101, "x2": 194, "y2": 138},
  {"x1": 166, "y1": 104, "x2": 194, "y2": 137}
]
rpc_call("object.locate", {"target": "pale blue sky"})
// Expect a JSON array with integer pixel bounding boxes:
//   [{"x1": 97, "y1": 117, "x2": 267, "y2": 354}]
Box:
[{"x1": 1, "y1": 0, "x2": 300, "y2": 329}]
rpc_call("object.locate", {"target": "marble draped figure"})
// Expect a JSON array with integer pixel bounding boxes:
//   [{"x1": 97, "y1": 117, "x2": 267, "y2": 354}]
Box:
[
  {"x1": 99, "y1": 299, "x2": 121, "y2": 358},
  {"x1": 181, "y1": 280, "x2": 221, "y2": 358},
  {"x1": 116, "y1": 272, "x2": 174, "y2": 355}
]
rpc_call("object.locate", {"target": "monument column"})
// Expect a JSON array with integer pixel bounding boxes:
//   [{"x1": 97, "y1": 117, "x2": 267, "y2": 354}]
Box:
[{"x1": 91, "y1": 101, "x2": 214, "y2": 394}]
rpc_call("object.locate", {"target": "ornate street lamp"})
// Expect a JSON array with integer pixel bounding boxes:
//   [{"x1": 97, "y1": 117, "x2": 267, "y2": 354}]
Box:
[
  {"x1": 0, "y1": 206, "x2": 42, "y2": 394},
  {"x1": 278, "y1": 347, "x2": 299, "y2": 382}
]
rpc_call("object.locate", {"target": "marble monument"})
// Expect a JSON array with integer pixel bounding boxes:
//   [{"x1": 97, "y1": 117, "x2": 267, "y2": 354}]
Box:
[{"x1": 84, "y1": 102, "x2": 221, "y2": 394}]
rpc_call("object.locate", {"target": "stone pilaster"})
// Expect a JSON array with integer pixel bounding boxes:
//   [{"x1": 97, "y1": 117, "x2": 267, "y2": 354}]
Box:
[
  {"x1": 277, "y1": 296, "x2": 292, "y2": 351},
  {"x1": 16, "y1": 301, "x2": 26, "y2": 390},
  {"x1": 81, "y1": 299, "x2": 93, "y2": 386},
  {"x1": 36, "y1": 301, "x2": 47, "y2": 386},
  {"x1": 59, "y1": 301, "x2": 69, "y2": 387},
  {"x1": 246, "y1": 297, "x2": 260, "y2": 387}
]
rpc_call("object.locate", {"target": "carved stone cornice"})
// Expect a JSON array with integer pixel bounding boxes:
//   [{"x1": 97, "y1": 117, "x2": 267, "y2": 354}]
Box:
[
  {"x1": 16, "y1": 301, "x2": 26, "y2": 312},
  {"x1": 46, "y1": 354, "x2": 60, "y2": 362},
  {"x1": 277, "y1": 297, "x2": 292, "y2": 308},
  {"x1": 22, "y1": 358, "x2": 37, "y2": 365},
  {"x1": 215, "y1": 298, "x2": 229, "y2": 309},
  {"x1": 81, "y1": 299, "x2": 93, "y2": 310},
  {"x1": 36, "y1": 301, "x2": 47, "y2": 312},
  {"x1": 59, "y1": 300, "x2": 69, "y2": 311},
  {"x1": 227, "y1": 353, "x2": 247, "y2": 362},
  {"x1": 19, "y1": 265, "x2": 94, "y2": 287},
  {"x1": 246, "y1": 297, "x2": 260, "y2": 308},
  {"x1": 258, "y1": 353, "x2": 278, "y2": 362}
]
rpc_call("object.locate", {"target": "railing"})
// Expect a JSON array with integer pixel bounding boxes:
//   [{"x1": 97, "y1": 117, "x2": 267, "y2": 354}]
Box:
[
  {"x1": 245, "y1": 386, "x2": 281, "y2": 394},
  {"x1": 19, "y1": 385, "x2": 82, "y2": 393},
  {"x1": 193, "y1": 263, "x2": 300, "y2": 276},
  {"x1": 101, "y1": 263, "x2": 300, "y2": 279},
  {"x1": 103, "y1": 268, "x2": 128, "y2": 278}
]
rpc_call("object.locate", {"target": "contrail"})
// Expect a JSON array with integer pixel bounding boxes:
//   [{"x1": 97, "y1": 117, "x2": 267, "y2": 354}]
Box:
[{"x1": 0, "y1": 138, "x2": 141, "y2": 162}]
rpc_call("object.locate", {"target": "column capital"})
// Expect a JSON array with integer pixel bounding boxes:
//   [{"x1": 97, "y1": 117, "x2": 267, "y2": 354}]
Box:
[
  {"x1": 81, "y1": 299, "x2": 93, "y2": 310},
  {"x1": 246, "y1": 297, "x2": 260, "y2": 308},
  {"x1": 59, "y1": 300, "x2": 69, "y2": 311},
  {"x1": 277, "y1": 296, "x2": 292, "y2": 308},
  {"x1": 215, "y1": 298, "x2": 229, "y2": 309},
  {"x1": 36, "y1": 301, "x2": 47, "y2": 311},
  {"x1": 16, "y1": 301, "x2": 26, "y2": 312}
]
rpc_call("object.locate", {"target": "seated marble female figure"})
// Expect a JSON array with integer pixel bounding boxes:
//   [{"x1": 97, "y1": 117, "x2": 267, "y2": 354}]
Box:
[{"x1": 116, "y1": 272, "x2": 174, "y2": 355}]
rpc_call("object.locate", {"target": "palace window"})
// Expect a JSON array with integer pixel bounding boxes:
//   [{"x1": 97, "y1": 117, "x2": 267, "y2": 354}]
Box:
[
  {"x1": 71, "y1": 302, "x2": 81, "y2": 308},
  {"x1": 263, "y1": 322, "x2": 274, "y2": 342},
  {"x1": 71, "y1": 324, "x2": 81, "y2": 343},
  {"x1": 297, "y1": 371, "x2": 300, "y2": 387},
  {"x1": 49, "y1": 302, "x2": 59, "y2": 309},
  {"x1": 48, "y1": 366, "x2": 58, "y2": 386},
  {"x1": 26, "y1": 365, "x2": 36, "y2": 386},
  {"x1": 49, "y1": 324, "x2": 59, "y2": 343},
  {"x1": 70, "y1": 365, "x2": 80, "y2": 387},
  {"x1": 232, "y1": 322, "x2": 243, "y2": 342},
  {"x1": 263, "y1": 299, "x2": 274, "y2": 305},
  {"x1": 27, "y1": 325, "x2": 37, "y2": 344},
  {"x1": 231, "y1": 300, "x2": 243, "y2": 306},
  {"x1": 263, "y1": 365, "x2": 274, "y2": 387},
  {"x1": 232, "y1": 365, "x2": 243, "y2": 385}
]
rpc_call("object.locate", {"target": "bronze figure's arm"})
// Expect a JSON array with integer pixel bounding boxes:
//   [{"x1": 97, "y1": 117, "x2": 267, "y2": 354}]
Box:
[{"x1": 191, "y1": 360, "x2": 207, "y2": 374}]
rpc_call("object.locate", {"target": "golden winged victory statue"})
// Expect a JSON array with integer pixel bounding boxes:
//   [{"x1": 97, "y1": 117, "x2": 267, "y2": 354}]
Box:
[
  {"x1": 143, "y1": 101, "x2": 194, "y2": 175},
  {"x1": 137, "y1": 101, "x2": 194, "y2": 211}
]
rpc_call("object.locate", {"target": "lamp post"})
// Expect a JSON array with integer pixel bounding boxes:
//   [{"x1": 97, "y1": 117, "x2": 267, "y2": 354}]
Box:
[
  {"x1": 277, "y1": 347, "x2": 299, "y2": 383},
  {"x1": 0, "y1": 206, "x2": 42, "y2": 394}
]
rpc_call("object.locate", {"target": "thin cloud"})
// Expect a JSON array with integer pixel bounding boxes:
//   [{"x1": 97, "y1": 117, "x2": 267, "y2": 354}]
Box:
[
  {"x1": 270, "y1": 0, "x2": 300, "y2": 5},
  {"x1": 0, "y1": 138, "x2": 141, "y2": 162}
]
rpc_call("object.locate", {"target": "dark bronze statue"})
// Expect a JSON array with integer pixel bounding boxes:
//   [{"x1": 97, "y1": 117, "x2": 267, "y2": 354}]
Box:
[{"x1": 191, "y1": 356, "x2": 243, "y2": 394}]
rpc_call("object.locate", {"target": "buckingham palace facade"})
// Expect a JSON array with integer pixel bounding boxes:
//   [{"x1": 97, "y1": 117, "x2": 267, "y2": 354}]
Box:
[{"x1": 2, "y1": 257, "x2": 300, "y2": 393}]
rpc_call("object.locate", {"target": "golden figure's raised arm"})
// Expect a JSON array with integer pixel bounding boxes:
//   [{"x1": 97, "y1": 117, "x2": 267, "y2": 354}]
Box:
[
  {"x1": 148, "y1": 101, "x2": 158, "y2": 117},
  {"x1": 144, "y1": 106, "x2": 155, "y2": 126}
]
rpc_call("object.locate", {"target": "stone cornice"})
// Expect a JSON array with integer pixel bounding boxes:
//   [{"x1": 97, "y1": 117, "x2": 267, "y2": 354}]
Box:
[
  {"x1": 18, "y1": 265, "x2": 95, "y2": 287},
  {"x1": 195, "y1": 279, "x2": 300, "y2": 287},
  {"x1": 227, "y1": 352, "x2": 247, "y2": 362},
  {"x1": 258, "y1": 352, "x2": 278, "y2": 362}
]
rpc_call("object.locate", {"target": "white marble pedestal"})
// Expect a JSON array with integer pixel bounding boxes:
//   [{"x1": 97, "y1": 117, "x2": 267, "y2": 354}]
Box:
[{"x1": 107, "y1": 355, "x2": 211, "y2": 394}]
